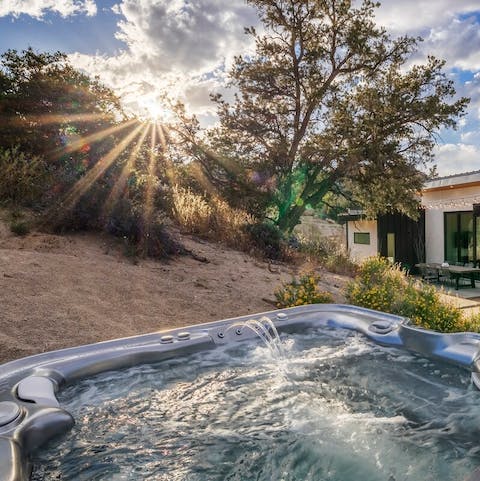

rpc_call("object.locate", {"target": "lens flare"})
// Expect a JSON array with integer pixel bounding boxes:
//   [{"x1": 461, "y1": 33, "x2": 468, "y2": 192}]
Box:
[
  {"x1": 52, "y1": 118, "x2": 138, "y2": 159},
  {"x1": 62, "y1": 122, "x2": 144, "y2": 210}
]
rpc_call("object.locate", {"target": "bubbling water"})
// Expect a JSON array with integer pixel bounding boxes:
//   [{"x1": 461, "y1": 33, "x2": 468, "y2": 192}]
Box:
[{"x1": 31, "y1": 327, "x2": 480, "y2": 481}]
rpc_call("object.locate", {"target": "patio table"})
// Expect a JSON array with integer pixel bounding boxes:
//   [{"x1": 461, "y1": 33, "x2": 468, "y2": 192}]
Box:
[
  {"x1": 443, "y1": 266, "x2": 480, "y2": 290},
  {"x1": 415, "y1": 264, "x2": 480, "y2": 290}
]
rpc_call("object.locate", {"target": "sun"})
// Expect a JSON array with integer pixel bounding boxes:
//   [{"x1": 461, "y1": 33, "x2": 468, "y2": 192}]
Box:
[{"x1": 139, "y1": 96, "x2": 172, "y2": 123}]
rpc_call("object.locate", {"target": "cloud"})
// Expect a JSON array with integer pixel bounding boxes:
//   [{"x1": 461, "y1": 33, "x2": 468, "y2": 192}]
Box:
[
  {"x1": 70, "y1": 0, "x2": 258, "y2": 119},
  {"x1": 375, "y1": 0, "x2": 479, "y2": 34},
  {"x1": 0, "y1": 0, "x2": 97, "y2": 18},
  {"x1": 450, "y1": 71, "x2": 480, "y2": 126},
  {"x1": 434, "y1": 143, "x2": 480, "y2": 175},
  {"x1": 375, "y1": 2, "x2": 480, "y2": 73},
  {"x1": 424, "y1": 17, "x2": 480, "y2": 71},
  {"x1": 113, "y1": 0, "x2": 257, "y2": 76}
]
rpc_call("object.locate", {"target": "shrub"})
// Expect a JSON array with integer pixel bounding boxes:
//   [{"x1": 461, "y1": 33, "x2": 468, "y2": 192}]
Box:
[
  {"x1": 345, "y1": 257, "x2": 464, "y2": 333},
  {"x1": 47, "y1": 182, "x2": 182, "y2": 260},
  {"x1": 275, "y1": 272, "x2": 334, "y2": 308},
  {"x1": 296, "y1": 234, "x2": 357, "y2": 276},
  {"x1": 323, "y1": 251, "x2": 357, "y2": 276},
  {"x1": 0, "y1": 146, "x2": 51, "y2": 206},
  {"x1": 460, "y1": 314, "x2": 480, "y2": 333},
  {"x1": 296, "y1": 235, "x2": 337, "y2": 259},
  {"x1": 9, "y1": 220, "x2": 30, "y2": 236},
  {"x1": 47, "y1": 180, "x2": 108, "y2": 232},
  {"x1": 209, "y1": 196, "x2": 254, "y2": 248},
  {"x1": 400, "y1": 281, "x2": 462, "y2": 333},
  {"x1": 170, "y1": 185, "x2": 212, "y2": 234},
  {"x1": 245, "y1": 221, "x2": 288, "y2": 260},
  {"x1": 170, "y1": 185, "x2": 256, "y2": 251},
  {"x1": 105, "y1": 198, "x2": 184, "y2": 259}
]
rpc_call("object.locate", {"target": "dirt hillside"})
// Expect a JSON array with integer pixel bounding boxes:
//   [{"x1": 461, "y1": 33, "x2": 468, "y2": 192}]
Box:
[{"x1": 0, "y1": 221, "x2": 349, "y2": 363}]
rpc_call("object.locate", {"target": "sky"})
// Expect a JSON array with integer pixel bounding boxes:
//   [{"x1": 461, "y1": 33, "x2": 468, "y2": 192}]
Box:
[{"x1": 1, "y1": 0, "x2": 480, "y2": 176}]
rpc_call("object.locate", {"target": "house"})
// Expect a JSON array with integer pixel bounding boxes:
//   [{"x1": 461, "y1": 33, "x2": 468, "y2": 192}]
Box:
[{"x1": 342, "y1": 170, "x2": 480, "y2": 268}]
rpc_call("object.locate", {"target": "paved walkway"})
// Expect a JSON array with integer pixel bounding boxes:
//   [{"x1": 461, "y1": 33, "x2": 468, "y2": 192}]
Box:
[{"x1": 436, "y1": 284, "x2": 480, "y2": 315}]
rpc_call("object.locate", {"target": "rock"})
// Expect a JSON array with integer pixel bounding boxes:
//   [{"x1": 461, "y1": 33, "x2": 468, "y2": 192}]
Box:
[{"x1": 194, "y1": 279, "x2": 209, "y2": 289}]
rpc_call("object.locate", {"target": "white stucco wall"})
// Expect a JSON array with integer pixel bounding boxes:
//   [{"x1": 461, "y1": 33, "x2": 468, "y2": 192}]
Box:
[
  {"x1": 423, "y1": 185, "x2": 479, "y2": 263},
  {"x1": 347, "y1": 220, "x2": 378, "y2": 261}
]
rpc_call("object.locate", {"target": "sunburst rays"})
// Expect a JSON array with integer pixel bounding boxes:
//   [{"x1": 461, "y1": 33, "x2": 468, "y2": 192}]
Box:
[
  {"x1": 53, "y1": 108, "x2": 221, "y2": 242},
  {"x1": 61, "y1": 121, "x2": 145, "y2": 211},
  {"x1": 156, "y1": 123, "x2": 178, "y2": 185},
  {"x1": 7, "y1": 112, "x2": 106, "y2": 127},
  {"x1": 102, "y1": 124, "x2": 150, "y2": 218},
  {"x1": 56, "y1": 115, "x2": 176, "y2": 228},
  {"x1": 52, "y1": 118, "x2": 138, "y2": 159},
  {"x1": 141, "y1": 123, "x2": 158, "y2": 232}
]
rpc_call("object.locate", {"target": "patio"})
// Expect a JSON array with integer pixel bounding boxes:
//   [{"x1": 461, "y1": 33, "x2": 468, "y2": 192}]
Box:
[
  {"x1": 437, "y1": 288, "x2": 480, "y2": 317},
  {"x1": 415, "y1": 263, "x2": 480, "y2": 315},
  {"x1": 416, "y1": 263, "x2": 480, "y2": 290}
]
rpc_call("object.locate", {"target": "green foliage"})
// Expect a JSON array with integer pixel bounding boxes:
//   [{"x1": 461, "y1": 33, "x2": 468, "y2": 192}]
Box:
[
  {"x1": 345, "y1": 257, "x2": 409, "y2": 312},
  {"x1": 275, "y1": 273, "x2": 333, "y2": 308},
  {"x1": 345, "y1": 257, "x2": 464, "y2": 333},
  {"x1": 106, "y1": 198, "x2": 183, "y2": 259},
  {"x1": 0, "y1": 48, "x2": 123, "y2": 164},
  {"x1": 184, "y1": 0, "x2": 467, "y2": 233},
  {"x1": 0, "y1": 48, "x2": 182, "y2": 259},
  {"x1": 245, "y1": 221, "x2": 287, "y2": 260},
  {"x1": 400, "y1": 282, "x2": 463, "y2": 333},
  {"x1": 0, "y1": 48, "x2": 130, "y2": 216},
  {"x1": 9, "y1": 219, "x2": 30, "y2": 236},
  {"x1": 0, "y1": 146, "x2": 51, "y2": 206}
]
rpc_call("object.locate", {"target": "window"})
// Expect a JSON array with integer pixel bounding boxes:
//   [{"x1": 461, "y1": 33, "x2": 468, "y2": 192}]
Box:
[
  {"x1": 354, "y1": 232, "x2": 370, "y2": 245},
  {"x1": 387, "y1": 233, "x2": 395, "y2": 261},
  {"x1": 444, "y1": 212, "x2": 474, "y2": 264}
]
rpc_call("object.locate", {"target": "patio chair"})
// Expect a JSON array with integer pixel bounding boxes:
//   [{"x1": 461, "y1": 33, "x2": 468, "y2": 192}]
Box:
[
  {"x1": 438, "y1": 267, "x2": 450, "y2": 285},
  {"x1": 418, "y1": 264, "x2": 438, "y2": 283}
]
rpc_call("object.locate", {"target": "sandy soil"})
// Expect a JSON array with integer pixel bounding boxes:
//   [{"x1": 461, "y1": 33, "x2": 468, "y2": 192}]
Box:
[{"x1": 0, "y1": 221, "x2": 349, "y2": 363}]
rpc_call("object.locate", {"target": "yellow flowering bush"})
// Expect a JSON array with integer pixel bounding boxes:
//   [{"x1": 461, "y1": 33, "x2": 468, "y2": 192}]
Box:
[
  {"x1": 345, "y1": 257, "x2": 464, "y2": 333},
  {"x1": 275, "y1": 273, "x2": 333, "y2": 308}
]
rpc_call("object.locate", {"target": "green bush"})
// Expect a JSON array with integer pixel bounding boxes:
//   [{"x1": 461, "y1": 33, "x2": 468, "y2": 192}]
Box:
[
  {"x1": 245, "y1": 221, "x2": 287, "y2": 260},
  {"x1": 400, "y1": 282, "x2": 462, "y2": 332},
  {"x1": 275, "y1": 272, "x2": 334, "y2": 308},
  {"x1": 345, "y1": 257, "x2": 464, "y2": 333},
  {"x1": 49, "y1": 188, "x2": 106, "y2": 232},
  {"x1": 0, "y1": 146, "x2": 51, "y2": 206},
  {"x1": 105, "y1": 198, "x2": 184, "y2": 259},
  {"x1": 9, "y1": 219, "x2": 30, "y2": 236}
]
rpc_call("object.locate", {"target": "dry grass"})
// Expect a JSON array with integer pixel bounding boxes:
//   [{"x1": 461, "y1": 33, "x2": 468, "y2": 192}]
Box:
[
  {"x1": 0, "y1": 147, "x2": 51, "y2": 205},
  {"x1": 295, "y1": 233, "x2": 357, "y2": 276},
  {"x1": 170, "y1": 185, "x2": 254, "y2": 249}
]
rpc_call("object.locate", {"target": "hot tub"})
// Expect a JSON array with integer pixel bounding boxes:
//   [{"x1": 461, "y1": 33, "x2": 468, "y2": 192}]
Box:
[{"x1": 2, "y1": 304, "x2": 480, "y2": 480}]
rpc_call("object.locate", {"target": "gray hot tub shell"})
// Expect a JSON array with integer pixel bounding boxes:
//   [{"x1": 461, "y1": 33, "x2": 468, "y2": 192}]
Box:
[{"x1": 2, "y1": 303, "x2": 480, "y2": 481}]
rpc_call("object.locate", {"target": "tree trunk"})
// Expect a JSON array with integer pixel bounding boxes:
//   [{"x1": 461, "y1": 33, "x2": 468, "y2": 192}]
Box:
[
  {"x1": 276, "y1": 203, "x2": 306, "y2": 233},
  {"x1": 275, "y1": 175, "x2": 335, "y2": 234}
]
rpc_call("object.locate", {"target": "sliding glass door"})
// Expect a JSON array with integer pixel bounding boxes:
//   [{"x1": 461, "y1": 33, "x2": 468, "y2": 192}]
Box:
[
  {"x1": 444, "y1": 212, "x2": 475, "y2": 264},
  {"x1": 477, "y1": 218, "x2": 480, "y2": 262}
]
